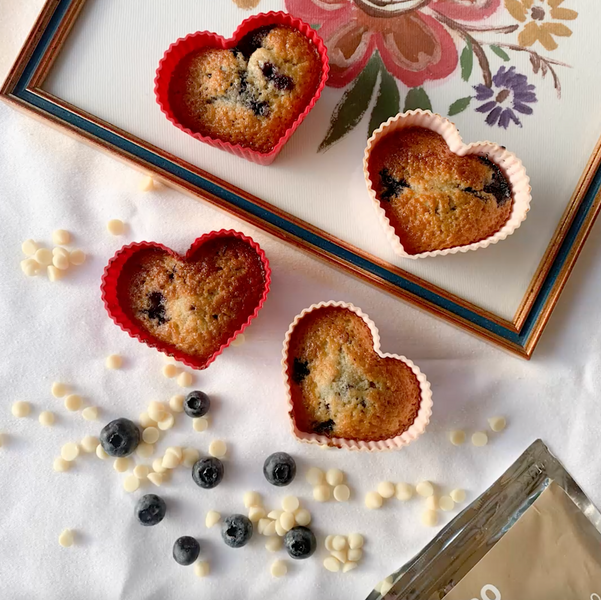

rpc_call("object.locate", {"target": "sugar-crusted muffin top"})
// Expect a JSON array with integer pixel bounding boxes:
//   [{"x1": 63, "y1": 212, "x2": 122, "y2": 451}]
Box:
[
  {"x1": 118, "y1": 238, "x2": 266, "y2": 364},
  {"x1": 368, "y1": 127, "x2": 513, "y2": 255},
  {"x1": 287, "y1": 307, "x2": 422, "y2": 442},
  {"x1": 168, "y1": 25, "x2": 322, "y2": 153}
]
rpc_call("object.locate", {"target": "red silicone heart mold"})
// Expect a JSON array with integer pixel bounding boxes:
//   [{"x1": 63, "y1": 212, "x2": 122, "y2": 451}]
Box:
[
  {"x1": 154, "y1": 12, "x2": 330, "y2": 165},
  {"x1": 100, "y1": 230, "x2": 271, "y2": 370}
]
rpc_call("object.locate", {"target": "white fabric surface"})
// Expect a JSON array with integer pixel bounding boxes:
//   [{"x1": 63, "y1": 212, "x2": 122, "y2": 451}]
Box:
[{"x1": 2, "y1": 3, "x2": 601, "y2": 600}]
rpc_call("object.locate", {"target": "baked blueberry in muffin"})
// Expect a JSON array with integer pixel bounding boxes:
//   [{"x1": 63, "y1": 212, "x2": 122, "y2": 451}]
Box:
[
  {"x1": 367, "y1": 127, "x2": 513, "y2": 255},
  {"x1": 168, "y1": 25, "x2": 322, "y2": 153}
]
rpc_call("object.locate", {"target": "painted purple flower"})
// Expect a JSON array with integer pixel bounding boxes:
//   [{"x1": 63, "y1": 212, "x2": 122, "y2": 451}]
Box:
[{"x1": 474, "y1": 66, "x2": 537, "y2": 128}]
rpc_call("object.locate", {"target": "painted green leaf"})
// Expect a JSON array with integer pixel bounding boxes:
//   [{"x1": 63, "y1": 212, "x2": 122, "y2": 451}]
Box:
[
  {"x1": 490, "y1": 45, "x2": 510, "y2": 61},
  {"x1": 318, "y1": 55, "x2": 380, "y2": 152},
  {"x1": 448, "y1": 96, "x2": 472, "y2": 116},
  {"x1": 403, "y1": 87, "x2": 432, "y2": 112},
  {"x1": 368, "y1": 64, "x2": 401, "y2": 137},
  {"x1": 310, "y1": 23, "x2": 321, "y2": 30},
  {"x1": 460, "y1": 40, "x2": 473, "y2": 81}
]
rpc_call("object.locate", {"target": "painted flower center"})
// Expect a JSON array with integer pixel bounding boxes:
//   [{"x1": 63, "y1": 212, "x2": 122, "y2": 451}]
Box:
[
  {"x1": 531, "y1": 6, "x2": 545, "y2": 21},
  {"x1": 352, "y1": 0, "x2": 430, "y2": 17},
  {"x1": 495, "y1": 89, "x2": 511, "y2": 104}
]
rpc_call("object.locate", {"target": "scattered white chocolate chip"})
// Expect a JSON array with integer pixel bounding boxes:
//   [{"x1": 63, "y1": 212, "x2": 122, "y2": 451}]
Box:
[
  {"x1": 249, "y1": 506, "x2": 266, "y2": 523},
  {"x1": 324, "y1": 557, "x2": 341, "y2": 572},
  {"x1": 230, "y1": 334, "x2": 245, "y2": 347},
  {"x1": 421, "y1": 510, "x2": 439, "y2": 527},
  {"x1": 47, "y1": 266, "x2": 63, "y2": 282},
  {"x1": 244, "y1": 491, "x2": 262, "y2": 508},
  {"x1": 53, "y1": 247, "x2": 69, "y2": 258},
  {"x1": 123, "y1": 474, "x2": 140, "y2": 493},
  {"x1": 331, "y1": 550, "x2": 347, "y2": 564},
  {"x1": 257, "y1": 518, "x2": 270, "y2": 535},
  {"x1": 64, "y1": 394, "x2": 82, "y2": 412},
  {"x1": 51, "y1": 382, "x2": 67, "y2": 398},
  {"x1": 416, "y1": 481, "x2": 435, "y2": 498},
  {"x1": 275, "y1": 519, "x2": 287, "y2": 537},
  {"x1": 395, "y1": 482, "x2": 414, "y2": 501},
  {"x1": 12, "y1": 401, "x2": 30, "y2": 418},
  {"x1": 82, "y1": 406, "x2": 99, "y2": 421},
  {"x1": 105, "y1": 354, "x2": 122, "y2": 370},
  {"x1": 449, "y1": 430, "x2": 466, "y2": 446},
  {"x1": 69, "y1": 249, "x2": 86, "y2": 266},
  {"x1": 209, "y1": 439, "x2": 227, "y2": 458},
  {"x1": 182, "y1": 447, "x2": 200, "y2": 468},
  {"x1": 136, "y1": 443, "x2": 154, "y2": 458},
  {"x1": 348, "y1": 548, "x2": 363, "y2": 562},
  {"x1": 325, "y1": 535, "x2": 335, "y2": 551},
  {"x1": 265, "y1": 536, "x2": 282, "y2": 552},
  {"x1": 134, "y1": 465, "x2": 150, "y2": 480},
  {"x1": 107, "y1": 219, "x2": 125, "y2": 235},
  {"x1": 333, "y1": 484, "x2": 351, "y2": 502},
  {"x1": 39, "y1": 411, "x2": 55, "y2": 426},
  {"x1": 365, "y1": 492, "x2": 383, "y2": 510},
  {"x1": 377, "y1": 481, "x2": 395, "y2": 499},
  {"x1": 139, "y1": 412, "x2": 156, "y2": 428},
  {"x1": 157, "y1": 413, "x2": 175, "y2": 431},
  {"x1": 439, "y1": 496, "x2": 455, "y2": 512},
  {"x1": 80, "y1": 436, "x2": 98, "y2": 453},
  {"x1": 314, "y1": 484, "x2": 331, "y2": 502},
  {"x1": 268, "y1": 510, "x2": 283, "y2": 520},
  {"x1": 193, "y1": 417, "x2": 209, "y2": 432},
  {"x1": 53, "y1": 457, "x2": 71, "y2": 472},
  {"x1": 280, "y1": 512, "x2": 296, "y2": 532},
  {"x1": 162, "y1": 453, "x2": 180, "y2": 470},
  {"x1": 22, "y1": 239, "x2": 39, "y2": 256},
  {"x1": 488, "y1": 416, "x2": 507, "y2": 432},
  {"x1": 52, "y1": 253, "x2": 70, "y2": 271},
  {"x1": 177, "y1": 372, "x2": 193, "y2": 387},
  {"x1": 35, "y1": 248, "x2": 53, "y2": 266},
  {"x1": 162, "y1": 364, "x2": 178, "y2": 378},
  {"x1": 142, "y1": 427, "x2": 160, "y2": 445},
  {"x1": 205, "y1": 510, "x2": 221, "y2": 528},
  {"x1": 95, "y1": 444, "x2": 108, "y2": 460},
  {"x1": 138, "y1": 175, "x2": 155, "y2": 192},
  {"x1": 148, "y1": 401, "x2": 167, "y2": 422},
  {"x1": 169, "y1": 395, "x2": 184, "y2": 413},
  {"x1": 194, "y1": 561, "x2": 210, "y2": 578},
  {"x1": 271, "y1": 559, "x2": 287, "y2": 578},
  {"x1": 21, "y1": 258, "x2": 41, "y2": 276},
  {"x1": 52, "y1": 229, "x2": 71, "y2": 245},
  {"x1": 294, "y1": 508, "x2": 311, "y2": 527},
  {"x1": 425, "y1": 496, "x2": 439, "y2": 511},
  {"x1": 281, "y1": 495, "x2": 300, "y2": 513},
  {"x1": 348, "y1": 533, "x2": 364, "y2": 550},
  {"x1": 263, "y1": 521, "x2": 277, "y2": 537},
  {"x1": 326, "y1": 468, "x2": 344, "y2": 486},
  {"x1": 165, "y1": 446, "x2": 183, "y2": 460},
  {"x1": 343, "y1": 562, "x2": 358, "y2": 573},
  {"x1": 472, "y1": 432, "x2": 489, "y2": 447},
  {"x1": 306, "y1": 466, "x2": 325, "y2": 486},
  {"x1": 113, "y1": 457, "x2": 130, "y2": 473},
  {"x1": 61, "y1": 443, "x2": 79, "y2": 462},
  {"x1": 450, "y1": 488, "x2": 467, "y2": 503},
  {"x1": 152, "y1": 458, "x2": 167, "y2": 473},
  {"x1": 332, "y1": 535, "x2": 347, "y2": 551},
  {"x1": 147, "y1": 472, "x2": 163, "y2": 487},
  {"x1": 58, "y1": 529, "x2": 74, "y2": 547}
]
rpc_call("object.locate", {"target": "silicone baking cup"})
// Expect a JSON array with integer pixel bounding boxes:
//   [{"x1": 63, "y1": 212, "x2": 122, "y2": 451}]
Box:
[
  {"x1": 281, "y1": 301, "x2": 432, "y2": 451},
  {"x1": 101, "y1": 230, "x2": 271, "y2": 370},
  {"x1": 154, "y1": 12, "x2": 329, "y2": 166},
  {"x1": 364, "y1": 110, "x2": 532, "y2": 259}
]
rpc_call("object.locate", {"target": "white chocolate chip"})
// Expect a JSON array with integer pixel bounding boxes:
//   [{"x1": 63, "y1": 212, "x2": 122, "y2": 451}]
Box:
[
  {"x1": 333, "y1": 484, "x2": 351, "y2": 502},
  {"x1": 147, "y1": 472, "x2": 163, "y2": 487},
  {"x1": 294, "y1": 508, "x2": 311, "y2": 527},
  {"x1": 142, "y1": 427, "x2": 160, "y2": 445},
  {"x1": 165, "y1": 446, "x2": 183, "y2": 460},
  {"x1": 193, "y1": 417, "x2": 209, "y2": 432},
  {"x1": 139, "y1": 412, "x2": 156, "y2": 428},
  {"x1": 113, "y1": 457, "x2": 130, "y2": 472},
  {"x1": 205, "y1": 510, "x2": 221, "y2": 528},
  {"x1": 53, "y1": 247, "x2": 69, "y2": 258},
  {"x1": 53, "y1": 457, "x2": 71, "y2": 472},
  {"x1": 64, "y1": 394, "x2": 82, "y2": 411},
  {"x1": 21, "y1": 258, "x2": 41, "y2": 277},
  {"x1": 306, "y1": 466, "x2": 325, "y2": 486},
  {"x1": 47, "y1": 266, "x2": 63, "y2": 282},
  {"x1": 326, "y1": 468, "x2": 344, "y2": 486},
  {"x1": 22, "y1": 239, "x2": 39, "y2": 256},
  {"x1": 280, "y1": 512, "x2": 295, "y2": 532},
  {"x1": 80, "y1": 436, "x2": 98, "y2": 453},
  {"x1": 82, "y1": 406, "x2": 99, "y2": 421},
  {"x1": 134, "y1": 464, "x2": 150, "y2": 480},
  {"x1": 209, "y1": 439, "x2": 227, "y2": 458},
  {"x1": 148, "y1": 401, "x2": 167, "y2": 422},
  {"x1": 136, "y1": 443, "x2": 154, "y2": 458},
  {"x1": 257, "y1": 518, "x2": 270, "y2": 535},
  {"x1": 323, "y1": 557, "x2": 341, "y2": 572},
  {"x1": 123, "y1": 474, "x2": 140, "y2": 493},
  {"x1": 152, "y1": 458, "x2": 167, "y2": 473},
  {"x1": 265, "y1": 537, "x2": 282, "y2": 552},
  {"x1": 313, "y1": 485, "x2": 331, "y2": 502},
  {"x1": 53, "y1": 229, "x2": 71, "y2": 245},
  {"x1": 325, "y1": 535, "x2": 335, "y2": 551},
  {"x1": 267, "y1": 510, "x2": 283, "y2": 520},
  {"x1": 52, "y1": 253, "x2": 70, "y2": 271},
  {"x1": 162, "y1": 364, "x2": 178, "y2": 378},
  {"x1": 162, "y1": 453, "x2": 180, "y2": 470},
  {"x1": 331, "y1": 550, "x2": 347, "y2": 564},
  {"x1": 194, "y1": 561, "x2": 210, "y2": 578},
  {"x1": 425, "y1": 496, "x2": 439, "y2": 511},
  {"x1": 51, "y1": 382, "x2": 68, "y2": 398},
  {"x1": 281, "y1": 496, "x2": 300, "y2": 513},
  {"x1": 58, "y1": 529, "x2": 74, "y2": 547},
  {"x1": 249, "y1": 506, "x2": 266, "y2": 523},
  {"x1": 332, "y1": 535, "x2": 347, "y2": 551},
  {"x1": 105, "y1": 354, "x2": 122, "y2": 370},
  {"x1": 35, "y1": 248, "x2": 53, "y2": 266},
  {"x1": 177, "y1": 372, "x2": 193, "y2": 387},
  {"x1": 69, "y1": 249, "x2": 86, "y2": 266},
  {"x1": 271, "y1": 559, "x2": 288, "y2": 578},
  {"x1": 365, "y1": 491, "x2": 383, "y2": 510},
  {"x1": 12, "y1": 401, "x2": 30, "y2": 418},
  {"x1": 107, "y1": 219, "x2": 125, "y2": 235},
  {"x1": 472, "y1": 432, "x2": 489, "y2": 447},
  {"x1": 275, "y1": 519, "x2": 287, "y2": 537},
  {"x1": 450, "y1": 488, "x2": 467, "y2": 503},
  {"x1": 449, "y1": 430, "x2": 466, "y2": 446},
  {"x1": 61, "y1": 443, "x2": 79, "y2": 462},
  {"x1": 95, "y1": 444, "x2": 108, "y2": 460},
  {"x1": 157, "y1": 413, "x2": 175, "y2": 431},
  {"x1": 244, "y1": 491, "x2": 262, "y2": 508},
  {"x1": 138, "y1": 175, "x2": 155, "y2": 192},
  {"x1": 182, "y1": 447, "x2": 200, "y2": 468},
  {"x1": 230, "y1": 334, "x2": 245, "y2": 347},
  {"x1": 439, "y1": 496, "x2": 455, "y2": 512},
  {"x1": 488, "y1": 416, "x2": 507, "y2": 432},
  {"x1": 395, "y1": 482, "x2": 414, "y2": 501},
  {"x1": 169, "y1": 395, "x2": 184, "y2": 413},
  {"x1": 416, "y1": 481, "x2": 435, "y2": 497},
  {"x1": 347, "y1": 533, "x2": 364, "y2": 550},
  {"x1": 377, "y1": 481, "x2": 395, "y2": 499},
  {"x1": 347, "y1": 548, "x2": 363, "y2": 562},
  {"x1": 421, "y1": 509, "x2": 439, "y2": 527},
  {"x1": 39, "y1": 410, "x2": 55, "y2": 426},
  {"x1": 380, "y1": 579, "x2": 394, "y2": 595},
  {"x1": 343, "y1": 562, "x2": 358, "y2": 573},
  {"x1": 263, "y1": 520, "x2": 277, "y2": 537}
]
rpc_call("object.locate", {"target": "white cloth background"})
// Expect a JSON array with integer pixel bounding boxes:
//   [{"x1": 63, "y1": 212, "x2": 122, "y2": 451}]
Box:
[{"x1": 1, "y1": 3, "x2": 601, "y2": 600}]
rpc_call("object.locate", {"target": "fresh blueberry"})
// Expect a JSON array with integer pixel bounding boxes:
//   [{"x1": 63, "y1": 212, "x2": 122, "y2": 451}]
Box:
[
  {"x1": 99, "y1": 418, "x2": 140, "y2": 457},
  {"x1": 263, "y1": 452, "x2": 296, "y2": 487},
  {"x1": 173, "y1": 536, "x2": 201, "y2": 566},
  {"x1": 183, "y1": 391, "x2": 210, "y2": 418},
  {"x1": 284, "y1": 526, "x2": 317, "y2": 559},
  {"x1": 135, "y1": 494, "x2": 166, "y2": 527},
  {"x1": 192, "y1": 457, "x2": 224, "y2": 489},
  {"x1": 221, "y1": 514, "x2": 253, "y2": 548}
]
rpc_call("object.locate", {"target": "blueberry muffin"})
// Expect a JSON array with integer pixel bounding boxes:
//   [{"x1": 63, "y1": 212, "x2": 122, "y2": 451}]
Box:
[
  {"x1": 118, "y1": 237, "x2": 267, "y2": 365},
  {"x1": 168, "y1": 25, "x2": 322, "y2": 153},
  {"x1": 286, "y1": 307, "x2": 422, "y2": 442},
  {"x1": 368, "y1": 127, "x2": 513, "y2": 255}
]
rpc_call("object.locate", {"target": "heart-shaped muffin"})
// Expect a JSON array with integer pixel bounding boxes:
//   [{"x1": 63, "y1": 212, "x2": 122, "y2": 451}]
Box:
[
  {"x1": 155, "y1": 12, "x2": 329, "y2": 165},
  {"x1": 101, "y1": 230, "x2": 270, "y2": 370},
  {"x1": 282, "y1": 302, "x2": 432, "y2": 451}
]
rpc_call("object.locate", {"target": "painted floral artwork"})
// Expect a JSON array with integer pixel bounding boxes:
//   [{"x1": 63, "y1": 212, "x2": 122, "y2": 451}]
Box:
[{"x1": 276, "y1": 0, "x2": 576, "y2": 151}]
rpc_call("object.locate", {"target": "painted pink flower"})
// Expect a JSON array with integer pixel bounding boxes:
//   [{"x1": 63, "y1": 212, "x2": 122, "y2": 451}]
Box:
[{"x1": 286, "y1": 0, "x2": 502, "y2": 87}]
